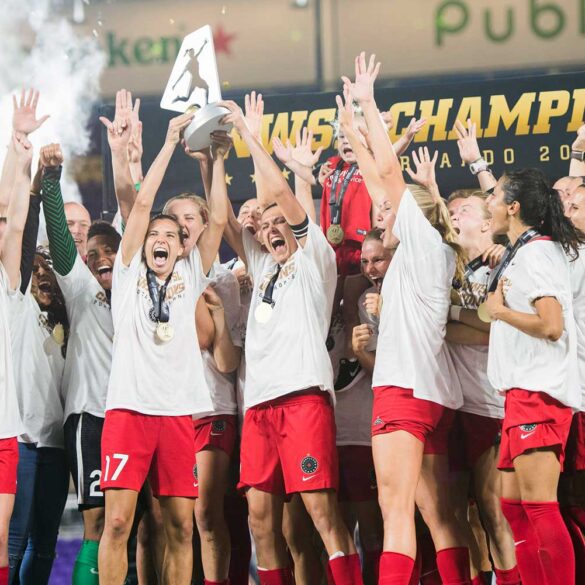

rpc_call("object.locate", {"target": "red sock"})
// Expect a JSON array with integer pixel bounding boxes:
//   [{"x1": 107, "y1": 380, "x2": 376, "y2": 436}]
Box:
[
  {"x1": 364, "y1": 549, "x2": 381, "y2": 584},
  {"x1": 493, "y1": 566, "x2": 522, "y2": 585},
  {"x1": 379, "y1": 552, "x2": 416, "y2": 585},
  {"x1": 0, "y1": 567, "x2": 7, "y2": 585},
  {"x1": 328, "y1": 553, "x2": 363, "y2": 585},
  {"x1": 204, "y1": 581, "x2": 229, "y2": 585},
  {"x1": 500, "y1": 498, "x2": 545, "y2": 585},
  {"x1": 523, "y1": 500, "x2": 575, "y2": 585},
  {"x1": 562, "y1": 509, "x2": 585, "y2": 585},
  {"x1": 435, "y1": 547, "x2": 471, "y2": 584},
  {"x1": 257, "y1": 567, "x2": 294, "y2": 585},
  {"x1": 325, "y1": 562, "x2": 335, "y2": 585},
  {"x1": 471, "y1": 577, "x2": 484, "y2": 585}
]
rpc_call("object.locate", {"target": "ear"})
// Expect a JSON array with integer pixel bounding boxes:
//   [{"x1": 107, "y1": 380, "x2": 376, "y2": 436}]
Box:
[{"x1": 507, "y1": 200, "x2": 521, "y2": 217}]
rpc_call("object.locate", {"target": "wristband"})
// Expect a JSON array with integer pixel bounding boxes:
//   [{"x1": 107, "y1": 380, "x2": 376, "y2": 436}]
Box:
[
  {"x1": 469, "y1": 158, "x2": 490, "y2": 176},
  {"x1": 290, "y1": 215, "x2": 309, "y2": 240},
  {"x1": 571, "y1": 150, "x2": 585, "y2": 162},
  {"x1": 449, "y1": 305, "x2": 462, "y2": 321}
]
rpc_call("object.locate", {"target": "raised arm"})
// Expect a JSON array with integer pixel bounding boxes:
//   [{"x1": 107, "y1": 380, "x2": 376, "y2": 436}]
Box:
[
  {"x1": 40, "y1": 145, "x2": 78, "y2": 276},
  {"x1": 121, "y1": 112, "x2": 193, "y2": 265},
  {"x1": 219, "y1": 100, "x2": 307, "y2": 236},
  {"x1": 197, "y1": 132, "x2": 230, "y2": 274},
  {"x1": 454, "y1": 119, "x2": 497, "y2": 193},
  {"x1": 273, "y1": 135, "x2": 318, "y2": 186},
  {"x1": 128, "y1": 97, "x2": 144, "y2": 185},
  {"x1": 342, "y1": 53, "x2": 406, "y2": 210},
  {"x1": 1, "y1": 133, "x2": 33, "y2": 289},
  {"x1": 99, "y1": 89, "x2": 137, "y2": 225},
  {"x1": 405, "y1": 146, "x2": 442, "y2": 202},
  {"x1": 392, "y1": 117, "x2": 427, "y2": 157},
  {"x1": 19, "y1": 187, "x2": 41, "y2": 294}
]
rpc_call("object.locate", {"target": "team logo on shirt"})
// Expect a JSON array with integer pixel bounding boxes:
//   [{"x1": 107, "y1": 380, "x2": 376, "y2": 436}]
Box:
[
  {"x1": 211, "y1": 420, "x2": 226, "y2": 433},
  {"x1": 257, "y1": 259, "x2": 296, "y2": 301},
  {"x1": 94, "y1": 291, "x2": 111, "y2": 309},
  {"x1": 301, "y1": 455, "x2": 319, "y2": 475},
  {"x1": 137, "y1": 271, "x2": 186, "y2": 306}
]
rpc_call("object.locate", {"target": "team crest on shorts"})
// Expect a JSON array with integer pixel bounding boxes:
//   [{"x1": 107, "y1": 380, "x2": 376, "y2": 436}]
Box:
[
  {"x1": 212, "y1": 420, "x2": 226, "y2": 433},
  {"x1": 193, "y1": 464, "x2": 198, "y2": 480},
  {"x1": 301, "y1": 455, "x2": 319, "y2": 475},
  {"x1": 519, "y1": 424, "x2": 537, "y2": 432},
  {"x1": 373, "y1": 416, "x2": 384, "y2": 426}
]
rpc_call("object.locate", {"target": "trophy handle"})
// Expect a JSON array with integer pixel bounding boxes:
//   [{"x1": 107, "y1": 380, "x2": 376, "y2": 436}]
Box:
[{"x1": 183, "y1": 104, "x2": 233, "y2": 151}]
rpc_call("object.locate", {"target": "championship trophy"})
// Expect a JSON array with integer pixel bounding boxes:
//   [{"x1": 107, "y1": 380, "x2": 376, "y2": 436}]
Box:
[{"x1": 160, "y1": 24, "x2": 232, "y2": 151}]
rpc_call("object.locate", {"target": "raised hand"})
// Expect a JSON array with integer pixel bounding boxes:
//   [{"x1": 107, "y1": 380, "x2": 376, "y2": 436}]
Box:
[
  {"x1": 352, "y1": 323, "x2": 373, "y2": 354},
  {"x1": 318, "y1": 161, "x2": 334, "y2": 186},
  {"x1": 12, "y1": 132, "x2": 33, "y2": 170},
  {"x1": 380, "y1": 110, "x2": 394, "y2": 131},
  {"x1": 335, "y1": 85, "x2": 355, "y2": 132},
  {"x1": 341, "y1": 52, "x2": 381, "y2": 104},
  {"x1": 165, "y1": 112, "x2": 195, "y2": 146},
  {"x1": 272, "y1": 137, "x2": 293, "y2": 164},
  {"x1": 99, "y1": 88, "x2": 134, "y2": 153},
  {"x1": 39, "y1": 143, "x2": 64, "y2": 169},
  {"x1": 405, "y1": 118, "x2": 427, "y2": 140},
  {"x1": 12, "y1": 89, "x2": 50, "y2": 135},
  {"x1": 210, "y1": 130, "x2": 233, "y2": 160},
  {"x1": 481, "y1": 243, "x2": 507, "y2": 269},
  {"x1": 218, "y1": 100, "x2": 248, "y2": 137},
  {"x1": 244, "y1": 91, "x2": 264, "y2": 140},
  {"x1": 572, "y1": 122, "x2": 585, "y2": 151},
  {"x1": 363, "y1": 292, "x2": 381, "y2": 317},
  {"x1": 454, "y1": 119, "x2": 482, "y2": 164},
  {"x1": 292, "y1": 127, "x2": 323, "y2": 167},
  {"x1": 127, "y1": 97, "x2": 143, "y2": 163},
  {"x1": 406, "y1": 146, "x2": 438, "y2": 189}
]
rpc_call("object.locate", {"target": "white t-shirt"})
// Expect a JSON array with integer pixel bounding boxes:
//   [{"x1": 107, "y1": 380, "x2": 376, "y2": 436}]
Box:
[
  {"x1": 570, "y1": 248, "x2": 585, "y2": 411},
  {"x1": 8, "y1": 287, "x2": 65, "y2": 447},
  {"x1": 194, "y1": 263, "x2": 242, "y2": 419},
  {"x1": 0, "y1": 263, "x2": 23, "y2": 439},
  {"x1": 242, "y1": 222, "x2": 337, "y2": 409},
  {"x1": 448, "y1": 264, "x2": 504, "y2": 418},
  {"x1": 57, "y1": 256, "x2": 113, "y2": 419},
  {"x1": 331, "y1": 290, "x2": 376, "y2": 447},
  {"x1": 488, "y1": 240, "x2": 579, "y2": 409},
  {"x1": 107, "y1": 247, "x2": 211, "y2": 416},
  {"x1": 372, "y1": 188, "x2": 462, "y2": 409}
]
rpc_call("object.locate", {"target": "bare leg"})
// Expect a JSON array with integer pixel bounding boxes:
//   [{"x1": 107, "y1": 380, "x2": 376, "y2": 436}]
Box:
[{"x1": 159, "y1": 496, "x2": 194, "y2": 585}]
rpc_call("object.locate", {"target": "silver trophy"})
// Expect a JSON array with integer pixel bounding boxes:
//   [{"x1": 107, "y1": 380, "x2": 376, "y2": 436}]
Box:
[{"x1": 160, "y1": 25, "x2": 232, "y2": 151}]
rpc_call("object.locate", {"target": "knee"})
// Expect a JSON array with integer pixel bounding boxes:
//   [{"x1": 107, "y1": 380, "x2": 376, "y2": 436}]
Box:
[
  {"x1": 105, "y1": 512, "x2": 133, "y2": 541},
  {"x1": 378, "y1": 488, "x2": 414, "y2": 522},
  {"x1": 165, "y1": 515, "x2": 193, "y2": 547},
  {"x1": 416, "y1": 499, "x2": 450, "y2": 532},
  {"x1": 304, "y1": 502, "x2": 336, "y2": 537},
  {"x1": 477, "y1": 493, "x2": 510, "y2": 536},
  {"x1": 195, "y1": 498, "x2": 223, "y2": 535},
  {"x1": 85, "y1": 513, "x2": 105, "y2": 540},
  {"x1": 249, "y1": 510, "x2": 277, "y2": 546}
]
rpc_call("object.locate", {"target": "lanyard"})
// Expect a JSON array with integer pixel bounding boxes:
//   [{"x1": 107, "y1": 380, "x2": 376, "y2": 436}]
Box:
[
  {"x1": 328, "y1": 162, "x2": 358, "y2": 225},
  {"x1": 487, "y1": 228, "x2": 540, "y2": 293},
  {"x1": 464, "y1": 255, "x2": 487, "y2": 281},
  {"x1": 260, "y1": 263, "x2": 282, "y2": 307},
  {"x1": 146, "y1": 269, "x2": 173, "y2": 323}
]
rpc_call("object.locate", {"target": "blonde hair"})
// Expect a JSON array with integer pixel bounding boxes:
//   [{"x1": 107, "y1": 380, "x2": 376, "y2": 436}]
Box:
[
  {"x1": 162, "y1": 193, "x2": 209, "y2": 225},
  {"x1": 407, "y1": 184, "x2": 466, "y2": 283},
  {"x1": 447, "y1": 188, "x2": 490, "y2": 220}
]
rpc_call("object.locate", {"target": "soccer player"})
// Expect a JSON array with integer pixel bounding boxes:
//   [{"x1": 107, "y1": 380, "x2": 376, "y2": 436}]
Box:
[{"x1": 219, "y1": 98, "x2": 364, "y2": 585}]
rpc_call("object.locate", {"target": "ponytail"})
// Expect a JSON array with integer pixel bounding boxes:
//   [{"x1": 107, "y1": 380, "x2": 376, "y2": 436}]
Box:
[{"x1": 502, "y1": 169, "x2": 585, "y2": 259}]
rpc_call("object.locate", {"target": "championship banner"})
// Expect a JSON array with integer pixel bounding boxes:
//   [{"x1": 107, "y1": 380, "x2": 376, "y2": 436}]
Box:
[{"x1": 100, "y1": 71, "x2": 585, "y2": 217}]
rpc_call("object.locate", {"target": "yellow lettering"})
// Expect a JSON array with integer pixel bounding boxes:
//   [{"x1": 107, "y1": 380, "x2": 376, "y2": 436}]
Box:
[
  {"x1": 440, "y1": 152, "x2": 452, "y2": 168},
  {"x1": 417, "y1": 99, "x2": 454, "y2": 142},
  {"x1": 400, "y1": 155, "x2": 410, "y2": 171},
  {"x1": 307, "y1": 108, "x2": 336, "y2": 150},
  {"x1": 448, "y1": 97, "x2": 484, "y2": 139},
  {"x1": 484, "y1": 93, "x2": 535, "y2": 137},
  {"x1": 388, "y1": 102, "x2": 417, "y2": 142},
  {"x1": 483, "y1": 150, "x2": 494, "y2": 165},
  {"x1": 504, "y1": 148, "x2": 515, "y2": 164},
  {"x1": 533, "y1": 91, "x2": 570, "y2": 134},
  {"x1": 540, "y1": 145, "x2": 550, "y2": 162},
  {"x1": 567, "y1": 89, "x2": 585, "y2": 132}
]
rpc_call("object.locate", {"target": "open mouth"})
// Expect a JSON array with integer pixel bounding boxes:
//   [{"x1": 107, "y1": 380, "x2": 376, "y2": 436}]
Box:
[
  {"x1": 38, "y1": 281, "x2": 52, "y2": 293},
  {"x1": 243, "y1": 219, "x2": 256, "y2": 234},
  {"x1": 342, "y1": 146, "x2": 354, "y2": 156},
  {"x1": 270, "y1": 236, "x2": 286, "y2": 254},
  {"x1": 153, "y1": 247, "x2": 169, "y2": 268}
]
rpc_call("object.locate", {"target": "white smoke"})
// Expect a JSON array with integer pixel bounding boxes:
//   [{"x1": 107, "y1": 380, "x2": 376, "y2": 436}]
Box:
[{"x1": 0, "y1": 0, "x2": 106, "y2": 201}]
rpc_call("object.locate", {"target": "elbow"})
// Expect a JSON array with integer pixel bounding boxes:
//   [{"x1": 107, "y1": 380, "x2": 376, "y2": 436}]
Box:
[
  {"x1": 198, "y1": 329, "x2": 215, "y2": 351},
  {"x1": 543, "y1": 323, "x2": 563, "y2": 342}
]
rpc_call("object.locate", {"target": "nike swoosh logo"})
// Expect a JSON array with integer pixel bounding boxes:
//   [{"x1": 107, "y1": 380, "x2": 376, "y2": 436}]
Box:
[
  {"x1": 302, "y1": 475, "x2": 318, "y2": 482},
  {"x1": 90, "y1": 569, "x2": 99, "y2": 575},
  {"x1": 210, "y1": 432, "x2": 223, "y2": 436},
  {"x1": 193, "y1": 482, "x2": 198, "y2": 487},
  {"x1": 514, "y1": 540, "x2": 526, "y2": 546},
  {"x1": 520, "y1": 433, "x2": 535, "y2": 439}
]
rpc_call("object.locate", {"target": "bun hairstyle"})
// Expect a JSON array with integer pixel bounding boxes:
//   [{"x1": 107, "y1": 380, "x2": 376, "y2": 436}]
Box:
[
  {"x1": 502, "y1": 169, "x2": 585, "y2": 259},
  {"x1": 407, "y1": 184, "x2": 467, "y2": 284}
]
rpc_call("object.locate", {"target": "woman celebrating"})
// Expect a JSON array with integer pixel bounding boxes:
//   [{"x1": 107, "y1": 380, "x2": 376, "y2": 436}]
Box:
[
  {"x1": 485, "y1": 169, "x2": 584, "y2": 585},
  {"x1": 338, "y1": 54, "x2": 472, "y2": 585}
]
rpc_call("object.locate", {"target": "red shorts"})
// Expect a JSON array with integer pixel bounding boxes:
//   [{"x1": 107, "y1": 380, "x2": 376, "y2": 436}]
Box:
[
  {"x1": 0, "y1": 437, "x2": 18, "y2": 494},
  {"x1": 565, "y1": 411, "x2": 585, "y2": 473},
  {"x1": 101, "y1": 409, "x2": 196, "y2": 498},
  {"x1": 334, "y1": 241, "x2": 362, "y2": 277},
  {"x1": 498, "y1": 388, "x2": 573, "y2": 471},
  {"x1": 239, "y1": 389, "x2": 338, "y2": 496},
  {"x1": 372, "y1": 386, "x2": 454, "y2": 455},
  {"x1": 337, "y1": 445, "x2": 377, "y2": 502},
  {"x1": 449, "y1": 412, "x2": 502, "y2": 472}
]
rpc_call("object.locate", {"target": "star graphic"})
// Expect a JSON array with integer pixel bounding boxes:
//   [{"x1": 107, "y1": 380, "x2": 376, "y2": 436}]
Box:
[
  {"x1": 213, "y1": 25, "x2": 236, "y2": 56},
  {"x1": 281, "y1": 168, "x2": 291, "y2": 180},
  {"x1": 225, "y1": 173, "x2": 233, "y2": 186},
  {"x1": 250, "y1": 174, "x2": 256, "y2": 183}
]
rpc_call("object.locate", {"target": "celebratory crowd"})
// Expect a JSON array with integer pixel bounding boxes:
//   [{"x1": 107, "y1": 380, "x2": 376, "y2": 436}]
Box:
[{"x1": 0, "y1": 52, "x2": 584, "y2": 585}]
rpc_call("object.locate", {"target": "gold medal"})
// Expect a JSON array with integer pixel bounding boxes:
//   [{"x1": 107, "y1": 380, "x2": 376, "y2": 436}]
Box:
[
  {"x1": 477, "y1": 301, "x2": 492, "y2": 323},
  {"x1": 156, "y1": 322, "x2": 175, "y2": 342},
  {"x1": 326, "y1": 224, "x2": 345, "y2": 245},
  {"x1": 254, "y1": 302, "x2": 274, "y2": 324},
  {"x1": 52, "y1": 323, "x2": 65, "y2": 346}
]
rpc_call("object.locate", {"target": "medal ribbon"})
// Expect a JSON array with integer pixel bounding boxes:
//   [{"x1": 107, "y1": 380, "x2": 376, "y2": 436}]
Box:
[
  {"x1": 146, "y1": 269, "x2": 173, "y2": 323},
  {"x1": 486, "y1": 228, "x2": 540, "y2": 293},
  {"x1": 328, "y1": 162, "x2": 358, "y2": 226},
  {"x1": 259, "y1": 263, "x2": 282, "y2": 308}
]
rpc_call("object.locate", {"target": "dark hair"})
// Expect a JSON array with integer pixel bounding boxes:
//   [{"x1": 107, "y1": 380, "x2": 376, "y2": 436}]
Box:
[
  {"x1": 148, "y1": 213, "x2": 186, "y2": 245},
  {"x1": 88, "y1": 221, "x2": 121, "y2": 249},
  {"x1": 260, "y1": 202, "x2": 278, "y2": 216},
  {"x1": 0, "y1": 217, "x2": 6, "y2": 224},
  {"x1": 363, "y1": 228, "x2": 384, "y2": 243},
  {"x1": 502, "y1": 169, "x2": 585, "y2": 259}
]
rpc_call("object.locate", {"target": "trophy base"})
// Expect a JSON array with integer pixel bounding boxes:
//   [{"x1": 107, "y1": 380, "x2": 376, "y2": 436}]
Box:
[{"x1": 183, "y1": 104, "x2": 233, "y2": 151}]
